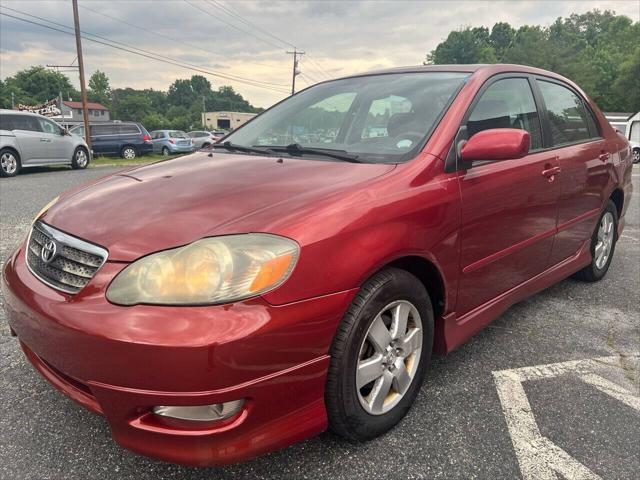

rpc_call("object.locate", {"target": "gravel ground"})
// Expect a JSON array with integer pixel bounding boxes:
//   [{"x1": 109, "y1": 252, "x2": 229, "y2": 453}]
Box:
[{"x1": 1, "y1": 165, "x2": 638, "y2": 480}]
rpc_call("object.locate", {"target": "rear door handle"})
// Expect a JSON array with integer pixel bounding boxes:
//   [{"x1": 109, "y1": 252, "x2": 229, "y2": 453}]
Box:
[
  {"x1": 39, "y1": 138, "x2": 51, "y2": 142},
  {"x1": 542, "y1": 166, "x2": 561, "y2": 178},
  {"x1": 599, "y1": 152, "x2": 611, "y2": 162}
]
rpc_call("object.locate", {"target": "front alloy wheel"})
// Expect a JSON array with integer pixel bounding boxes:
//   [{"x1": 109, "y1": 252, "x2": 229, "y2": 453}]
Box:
[
  {"x1": 0, "y1": 150, "x2": 20, "y2": 177},
  {"x1": 356, "y1": 300, "x2": 423, "y2": 415},
  {"x1": 72, "y1": 147, "x2": 89, "y2": 169},
  {"x1": 326, "y1": 268, "x2": 434, "y2": 441}
]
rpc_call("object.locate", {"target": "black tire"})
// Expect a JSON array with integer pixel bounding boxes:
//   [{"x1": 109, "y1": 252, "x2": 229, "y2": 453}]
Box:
[
  {"x1": 162, "y1": 147, "x2": 170, "y2": 156},
  {"x1": 325, "y1": 268, "x2": 434, "y2": 441},
  {"x1": 633, "y1": 148, "x2": 640, "y2": 164},
  {"x1": 71, "y1": 146, "x2": 89, "y2": 170},
  {"x1": 202, "y1": 142, "x2": 211, "y2": 149},
  {"x1": 121, "y1": 146, "x2": 137, "y2": 160},
  {"x1": 573, "y1": 199, "x2": 618, "y2": 282},
  {"x1": 0, "y1": 148, "x2": 21, "y2": 177}
]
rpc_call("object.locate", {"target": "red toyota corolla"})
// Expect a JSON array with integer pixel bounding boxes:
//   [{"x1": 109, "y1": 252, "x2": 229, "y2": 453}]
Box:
[{"x1": 2, "y1": 64, "x2": 633, "y2": 466}]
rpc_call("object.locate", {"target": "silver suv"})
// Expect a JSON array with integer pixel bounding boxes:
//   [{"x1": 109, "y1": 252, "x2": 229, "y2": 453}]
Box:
[{"x1": 0, "y1": 109, "x2": 91, "y2": 177}]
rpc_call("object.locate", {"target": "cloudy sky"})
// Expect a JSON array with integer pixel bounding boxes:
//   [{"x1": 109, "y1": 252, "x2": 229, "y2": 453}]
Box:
[{"x1": 1, "y1": 0, "x2": 638, "y2": 108}]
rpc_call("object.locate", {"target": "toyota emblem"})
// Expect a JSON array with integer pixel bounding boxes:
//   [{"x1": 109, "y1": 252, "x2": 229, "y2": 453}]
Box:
[{"x1": 41, "y1": 239, "x2": 57, "y2": 263}]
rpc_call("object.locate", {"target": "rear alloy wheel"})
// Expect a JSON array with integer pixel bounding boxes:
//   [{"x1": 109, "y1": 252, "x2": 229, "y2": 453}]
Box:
[
  {"x1": 162, "y1": 147, "x2": 170, "y2": 156},
  {"x1": 72, "y1": 147, "x2": 89, "y2": 169},
  {"x1": 122, "y1": 146, "x2": 137, "y2": 160},
  {"x1": 0, "y1": 149, "x2": 20, "y2": 177},
  {"x1": 326, "y1": 268, "x2": 434, "y2": 441},
  {"x1": 633, "y1": 148, "x2": 640, "y2": 164},
  {"x1": 573, "y1": 199, "x2": 618, "y2": 282}
]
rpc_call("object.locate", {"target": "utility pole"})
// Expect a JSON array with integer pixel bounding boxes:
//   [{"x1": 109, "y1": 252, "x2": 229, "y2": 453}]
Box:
[
  {"x1": 72, "y1": 0, "x2": 91, "y2": 149},
  {"x1": 286, "y1": 49, "x2": 304, "y2": 95},
  {"x1": 11, "y1": 92, "x2": 15, "y2": 109}
]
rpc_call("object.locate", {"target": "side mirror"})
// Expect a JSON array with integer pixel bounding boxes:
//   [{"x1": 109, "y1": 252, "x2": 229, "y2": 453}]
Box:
[
  {"x1": 62, "y1": 128, "x2": 71, "y2": 136},
  {"x1": 460, "y1": 128, "x2": 530, "y2": 162}
]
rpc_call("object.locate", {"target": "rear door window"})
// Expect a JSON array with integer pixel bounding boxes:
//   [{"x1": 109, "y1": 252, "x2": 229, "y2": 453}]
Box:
[
  {"x1": 467, "y1": 78, "x2": 543, "y2": 151},
  {"x1": 537, "y1": 80, "x2": 591, "y2": 146}
]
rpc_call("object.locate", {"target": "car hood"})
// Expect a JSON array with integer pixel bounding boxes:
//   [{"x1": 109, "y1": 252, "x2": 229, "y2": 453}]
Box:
[{"x1": 44, "y1": 152, "x2": 395, "y2": 261}]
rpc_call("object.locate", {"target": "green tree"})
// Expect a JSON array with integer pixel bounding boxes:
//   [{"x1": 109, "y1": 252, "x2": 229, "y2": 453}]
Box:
[
  {"x1": 426, "y1": 10, "x2": 640, "y2": 112},
  {"x1": 0, "y1": 66, "x2": 78, "y2": 107},
  {"x1": 88, "y1": 70, "x2": 111, "y2": 106}
]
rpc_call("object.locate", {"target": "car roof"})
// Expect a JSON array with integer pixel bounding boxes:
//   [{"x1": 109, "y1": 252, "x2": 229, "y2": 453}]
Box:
[
  {"x1": 333, "y1": 63, "x2": 572, "y2": 84},
  {"x1": 0, "y1": 109, "x2": 50, "y2": 118}
]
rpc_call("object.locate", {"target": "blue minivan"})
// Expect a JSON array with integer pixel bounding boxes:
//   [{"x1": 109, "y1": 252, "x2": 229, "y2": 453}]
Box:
[{"x1": 70, "y1": 122, "x2": 153, "y2": 159}]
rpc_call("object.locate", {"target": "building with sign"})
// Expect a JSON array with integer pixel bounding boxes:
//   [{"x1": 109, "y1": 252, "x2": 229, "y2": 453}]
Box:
[{"x1": 202, "y1": 111, "x2": 257, "y2": 131}]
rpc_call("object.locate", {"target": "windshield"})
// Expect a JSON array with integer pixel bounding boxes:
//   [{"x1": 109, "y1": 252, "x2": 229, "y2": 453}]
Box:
[{"x1": 224, "y1": 72, "x2": 468, "y2": 163}]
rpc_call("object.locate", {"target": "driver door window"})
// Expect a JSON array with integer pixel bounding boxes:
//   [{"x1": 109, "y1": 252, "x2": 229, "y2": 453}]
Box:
[{"x1": 467, "y1": 78, "x2": 542, "y2": 151}]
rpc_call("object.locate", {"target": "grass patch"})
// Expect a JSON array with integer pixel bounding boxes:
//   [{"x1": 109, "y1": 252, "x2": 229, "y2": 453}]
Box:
[{"x1": 90, "y1": 153, "x2": 184, "y2": 168}]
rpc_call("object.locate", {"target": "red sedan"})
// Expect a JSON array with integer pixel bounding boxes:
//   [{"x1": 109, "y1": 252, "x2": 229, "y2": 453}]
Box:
[{"x1": 2, "y1": 64, "x2": 633, "y2": 466}]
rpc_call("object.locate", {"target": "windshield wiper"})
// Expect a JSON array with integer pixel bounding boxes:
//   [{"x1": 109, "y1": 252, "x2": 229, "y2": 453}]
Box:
[
  {"x1": 262, "y1": 143, "x2": 362, "y2": 163},
  {"x1": 213, "y1": 141, "x2": 274, "y2": 155}
]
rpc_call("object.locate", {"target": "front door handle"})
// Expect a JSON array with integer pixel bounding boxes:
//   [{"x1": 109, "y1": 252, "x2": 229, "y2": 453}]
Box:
[
  {"x1": 542, "y1": 166, "x2": 561, "y2": 178},
  {"x1": 39, "y1": 138, "x2": 51, "y2": 142},
  {"x1": 599, "y1": 152, "x2": 611, "y2": 162}
]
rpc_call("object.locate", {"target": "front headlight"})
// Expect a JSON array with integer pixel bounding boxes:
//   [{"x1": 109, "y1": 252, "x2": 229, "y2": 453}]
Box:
[
  {"x1": 32, "y1": 196, "x2": 59, "y2": 224},
  {"x1": 106, "y1": 234, "x2": 299, "y2": 306}
]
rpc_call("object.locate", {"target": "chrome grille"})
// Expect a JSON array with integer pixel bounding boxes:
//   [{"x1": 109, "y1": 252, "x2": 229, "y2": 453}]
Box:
[{"x1": 26, "y1": 221, "x2": 108, "y2": 294}]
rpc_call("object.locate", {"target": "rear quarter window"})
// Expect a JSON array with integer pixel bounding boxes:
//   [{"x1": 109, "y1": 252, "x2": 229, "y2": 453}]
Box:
[
  {"x1": 0, "y1": 114, "x2": 16, "y2": 131},
  {"x1": 92, "y1": 124, "x2": 117, "y2": 136},
  {"x1": 118, "y1": 124, "x2": 140, "y2": 135}
]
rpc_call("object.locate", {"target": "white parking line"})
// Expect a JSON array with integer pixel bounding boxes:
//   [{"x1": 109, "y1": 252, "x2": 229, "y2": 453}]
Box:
[{"x1": 493, "y1": 355, "x2": 639, "y2": 480}]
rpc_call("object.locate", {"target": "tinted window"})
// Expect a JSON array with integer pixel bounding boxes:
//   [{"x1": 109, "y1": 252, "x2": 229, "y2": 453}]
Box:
[
  {"x1": 538, "y1": 80, "x2": 590, "y2": 146},
  {"x1": 5, "y1": 114, "x2": 41, "y2": 132},
  {"x1": 467, "y1": 78, "x2": 542, "y2": 151},
  {"x1": 0, "y1": 114, "x2": 16, "y2": 130},
  {"x1": 92, "y1": 124, "x2": 116, "y2": 135},
  {"x1": 118, "y1": 124, "x2": 140, "y2": 135}
]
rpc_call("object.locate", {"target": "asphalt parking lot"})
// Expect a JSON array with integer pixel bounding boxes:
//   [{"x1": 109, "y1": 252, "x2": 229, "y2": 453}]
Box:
[{"x1": 1, "y1": 165, "x2": 638, "y2": 480}]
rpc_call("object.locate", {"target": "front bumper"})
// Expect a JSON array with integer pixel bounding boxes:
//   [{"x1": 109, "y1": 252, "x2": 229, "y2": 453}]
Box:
[{"x1": 2, "y1": 245, "x2": 355, "y2": 466}]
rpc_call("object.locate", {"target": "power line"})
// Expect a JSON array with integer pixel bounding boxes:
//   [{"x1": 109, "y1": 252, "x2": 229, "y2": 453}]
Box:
[
  {"x1": 204, "y1": 0, "x2": 332, "y2": 81},
  {"x1": 183, "y1": 0, "x2": 283, "y2": 50},
  {"x1": 0, "y1": 10, "x2": 290, "y2": 94},
  {"x1": 205, "y1": 0, "x2": 295, "y2": 49},
  {"x1": 78, "y1": 3, "x2": 278, "y2": 71},
  {"x1": 0, "y1": 6, "x2": 289, "y2": 91}
]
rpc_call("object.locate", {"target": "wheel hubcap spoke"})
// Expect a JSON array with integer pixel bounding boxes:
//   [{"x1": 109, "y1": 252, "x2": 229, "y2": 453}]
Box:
[
  {"x1": 369, "y1": 371, "x2": 394, "y2": 414},
  {"x1": 400, "y1": 328, "x2": 422, "y2": 356},
  {"x1": 391, "y1": 302, "x2": 410, "y2": 339},
  {"x1": 357, "y1": 354, "x2": 384, "y2": 389},
  {"x1": 367, "y1": 315, "x2": 392, "y2": 353},
  {"x1": 392, "y1": 360, "x2": 412, "y2": 395}
]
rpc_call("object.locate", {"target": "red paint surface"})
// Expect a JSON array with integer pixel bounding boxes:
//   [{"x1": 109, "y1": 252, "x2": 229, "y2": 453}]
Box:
[{"x1": 2, "y1": 64, "x2": 633, "y2": 466}]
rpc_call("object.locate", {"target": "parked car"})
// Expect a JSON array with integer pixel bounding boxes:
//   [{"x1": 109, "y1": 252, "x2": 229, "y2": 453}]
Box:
[
  {"x1": 187, "y1": 130, "x2": 225, "y2": 149},
  {"x1": 2, "y1": 65, "x2": 633, "y2": 466},
  {"x1": 150, "y1": 130, "x2": 196, "y2": 155},
  {"x1": 69, "y1": 122, "x2": 152, "y2": 159},
  {"x1": 0, "y1": 109, "x2": 90, "y2": 177}
]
